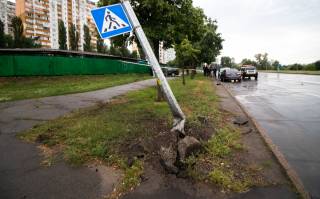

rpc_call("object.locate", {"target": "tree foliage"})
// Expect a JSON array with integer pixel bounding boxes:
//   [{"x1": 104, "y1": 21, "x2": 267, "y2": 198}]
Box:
[
  {"x1": 255, "y1": 53, "x2": 270, "y2": 70},
  {"x1": 221, "y1": 56, "x2": 232, "y2": 67},
  {"x1": 9, "y1": 16, "x2": 41, "y2": 48},
  {"x1": 315, "y1": 61, "x2": 320, "y2": 70},
  {"x1": 12, "y1": 16, "x2": 24, "y2": 48},
  {"x1": 58, "y1": 20, "x2": 67, "y2": 50},
  {"x1": 130, "y1": 50, "x2": 139, "y2": 59},
  {"x1": 69, "y1": 23, "x2": 79, "y2": 51},
  {"x1": 0, "y1": 19, "x2": 5, "y2": 48},
  {"x1": 241, "y1": 58, "x2": 256, "y2": 66},
  {"x1": 198, "y1": 30, "x2": 223, "y2": 64},
  {"x1": 175, "y1": 38, "x2": 200, "y2": 69},
  {"x1": 83, "y1": 24, "x2": 91, "y2": 51},
  {"x1": 96, "y1": 30, "x2": 106, "y2": 53}
]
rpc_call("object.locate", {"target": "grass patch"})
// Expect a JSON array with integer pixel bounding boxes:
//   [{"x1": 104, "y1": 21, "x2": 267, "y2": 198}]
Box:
[
  {"x1": 208, "y1": 168, "x2": 250, "y2": 192},
  {"x1": 0, "y1": 74, "x2": 151, "y2": 102},
  {"x1": 20, "y1": 76, "x2": 218, "y2": 166},
  {"x1": 206, "y1": 127, "x2": 243, "y2": 158},
  {"x1": 19, "y1": 76, "x2": 219, "y2": 195},
  {"x1": 185, "y1": 126, "x2": 251, "y2": 193}
]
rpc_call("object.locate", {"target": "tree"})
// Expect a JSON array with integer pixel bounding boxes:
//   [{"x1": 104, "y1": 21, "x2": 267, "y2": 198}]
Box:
[
  {"x1": 271, "y1": 60, "x2": 281, "y2": 70},
  {"x1": 221, "y1": 56, "x2": 232, "y2": 67},
  {"x1": 4, "y1": 35, "x2": 13, "y2": 48},
  {"x1": 255, "y1": 53, "x2": 269, "y2": 70},
  {"x1": 22, "y1": 37, "x2": 41, "y2": 48},
  {"x1": 175, "y1": 39, "x2": 200, "y2": 68},
  {"x1": 109, "y1": 46, "x2": 122, "y2": 56},
  {"x1": 68, "y1": 23, "x2": 79, "y2": 51},
  {"x1": 198, "y1": 30, "x2": 223, "y2": 64},
  {"x1": 83, "y1": 24, "x2": 91, "y2": 51},
  {"x1": 12, "y1": 16, "x2": 24, "y2": 48},
  {"x1": 241, "y1": 58, "x2": 256, "y2": 66},
  {"x1": 58, "y1": 20, "x2": 67, "y2": 50},
  {"x1": 119, "y1": 46, "x2": 131, "y2": 57},
  {"x1": 0, "y1": 19, "x2": 5, "y2": 48},
  {"x1": 96, "y1": 30, "x2": 105, "y2": 53},
  {"x1": 288, "y1": 63, "x2": 303, "y2": 71},
  {"x1": 10, "y1": 16, "x2": 40, "y2": 48},
  {"x1": 175, "y1": 38, "x2": 200, "y2": 84},
  {"x1": 315, "y1": 60, "x2": 320, "y2": 70},
  {"x1": 130, "y1": 50, "x2": 139, "y2": 59}
]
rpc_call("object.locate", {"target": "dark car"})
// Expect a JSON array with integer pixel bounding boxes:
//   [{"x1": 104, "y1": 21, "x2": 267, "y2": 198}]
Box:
[
  {"x1": 161, "y1": 67, "x2": 180, "y2": 77},
  {"x1": 240, "y1": 65, "x2": 258, "y2": 80},
  {"x1": 220, "y1": 68, "x2": 242, "y2": 82}
]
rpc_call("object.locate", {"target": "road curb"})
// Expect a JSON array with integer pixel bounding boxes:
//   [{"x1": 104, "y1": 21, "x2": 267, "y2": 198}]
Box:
[{"x1": 220, "y1": 82, "x2": 310, "y2": 199}]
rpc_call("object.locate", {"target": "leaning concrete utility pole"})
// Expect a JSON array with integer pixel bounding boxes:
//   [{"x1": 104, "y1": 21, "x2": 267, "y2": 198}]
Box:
[{"x1": 121, "y1": 0, "x2": 186, "y2": 133}]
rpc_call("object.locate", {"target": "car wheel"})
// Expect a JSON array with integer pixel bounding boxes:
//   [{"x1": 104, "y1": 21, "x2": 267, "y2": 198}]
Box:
[{"x1": 255, "y1": 75, "x2": 258, "y2": 80}]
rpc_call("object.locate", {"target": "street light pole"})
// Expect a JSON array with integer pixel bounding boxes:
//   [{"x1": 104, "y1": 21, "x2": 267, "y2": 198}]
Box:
[{"x1": 121, "y1": 0, "x2": 186, "y2": 134}]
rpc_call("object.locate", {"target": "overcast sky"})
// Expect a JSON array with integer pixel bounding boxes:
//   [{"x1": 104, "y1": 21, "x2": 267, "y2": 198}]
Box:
[{"x1": 193, "y1": 0, "x2": 320, "y2": 64}]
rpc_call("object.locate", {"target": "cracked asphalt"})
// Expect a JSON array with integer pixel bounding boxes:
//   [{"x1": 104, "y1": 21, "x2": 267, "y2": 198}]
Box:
[
  {"x1": 0, "y1": 79, "x2": 156, "y2": 199},
  {"x1": 224, "y1": 72, "x2": 320, "y2": 199}
]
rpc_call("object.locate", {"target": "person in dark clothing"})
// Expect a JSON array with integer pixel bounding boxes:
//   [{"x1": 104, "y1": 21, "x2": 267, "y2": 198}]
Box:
[
  {"x1": 203, "y1": 63, "x2": 208, "y2": 76},
  {"x1": 212, "y1": 64, "x2": 217, "y2": 79}
]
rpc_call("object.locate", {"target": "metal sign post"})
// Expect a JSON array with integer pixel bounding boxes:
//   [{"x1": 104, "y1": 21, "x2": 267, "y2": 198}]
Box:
[{"x1": 120, "y1": 0, "x2": 186, "y2": 133}]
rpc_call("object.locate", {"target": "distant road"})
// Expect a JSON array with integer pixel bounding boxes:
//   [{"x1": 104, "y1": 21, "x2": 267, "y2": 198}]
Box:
[
  {"x1": 260, "y1": 70, "x2": 320, "y2": 75},
  {"x1": 225, "y1": 72, "x2": 320, "y2": 199}
]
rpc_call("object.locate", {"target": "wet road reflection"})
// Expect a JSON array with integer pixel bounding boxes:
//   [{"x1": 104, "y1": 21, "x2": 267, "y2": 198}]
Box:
[{"x1": 225, "y1": 72, "x2": 320, "y2": 199}]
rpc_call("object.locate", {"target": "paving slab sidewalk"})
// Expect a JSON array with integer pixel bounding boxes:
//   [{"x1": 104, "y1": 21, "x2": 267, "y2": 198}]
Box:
[{"x1": 0, "y1": 79, "x2": 156, "y2": 199}]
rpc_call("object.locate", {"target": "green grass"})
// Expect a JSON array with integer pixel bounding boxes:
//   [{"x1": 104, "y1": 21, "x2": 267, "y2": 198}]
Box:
[
  {"x1": 187, "y1": 126, "x2": 251, "y2": 193},
  {"x1": 20, "y1": 76, "x2": 219, "y2": 165},
  {"x1": 260, "y1": 70, "x2": 320, "y2": 75},
  {"x1": 18, "y1": 75, "x2": 267, "y2": 194},
  {"x1": 206, "y1": 127, "x2": 243, "y2": 158},
  {"x1": 19, "y1": 76, "x2": 220, "y2": 195},
  {"x1": 208, "y1": 168, "x2": 250, "y2": 192},
  {"x1": 0, "y1": 74, "x2": 151, "y2": 102}
]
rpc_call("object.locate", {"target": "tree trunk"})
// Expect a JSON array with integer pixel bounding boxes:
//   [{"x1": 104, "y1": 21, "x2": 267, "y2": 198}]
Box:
[
  {"x1": 152, "y1": 40, "x2": 160, "y2": 62},
  {"x1": 182, "y1": 67, "x2": 186, "y2": 85},
  {"x1": 191, "y1": 67, "x2": 196, "y2": 79},
  {"x1": 156, "y1": 79, "x2": 165, "y2": 101}
]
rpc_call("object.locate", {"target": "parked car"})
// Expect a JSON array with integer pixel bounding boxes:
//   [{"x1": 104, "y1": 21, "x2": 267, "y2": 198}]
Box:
[
  {"x1": 218, "y1": 67, "x2": 230, "y2": 79},
  {"x1": 240, "y1": 65, "x2": 258, "y2": 80},
  {"x1": 161, "y1": 67, "x2": 180, "y2": 77},
  {"x1": 219, "y1": 68, "x2": 242, "y2": 82}
]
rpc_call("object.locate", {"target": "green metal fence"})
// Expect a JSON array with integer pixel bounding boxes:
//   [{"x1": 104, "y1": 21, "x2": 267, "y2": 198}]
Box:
[{"x1": 0, "y1": 54, "x2": 152, "y2": 76}]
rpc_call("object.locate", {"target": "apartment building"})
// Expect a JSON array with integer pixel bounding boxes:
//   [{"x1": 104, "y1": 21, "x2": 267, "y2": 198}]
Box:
[
  {"x1": 159, "y1": 41, "x2": 176, "y2": 64},
  {"x1": 0, "y1": 0, "x2": 16, "y2": 36},
  {"x1": 159, "y1": 41, "x2": 165, "y2": 64},
  {"x1": 16, "y1": 0, "x2": 97, "y2": 50}
]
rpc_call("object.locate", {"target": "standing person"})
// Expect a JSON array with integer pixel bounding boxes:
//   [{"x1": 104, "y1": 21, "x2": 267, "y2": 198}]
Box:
[
  {"x1": 209, "y1": 63, "x2": 213, "y2": 77},
  {"x1": 216, "y1": 64, "x2": 221, "y2": 80},
  {"x1": 203, "y1": 63, "x2": 208, "y2": 76},
  {"x1": 212, "y1": 64, "x2": 217, "y2": 79}
]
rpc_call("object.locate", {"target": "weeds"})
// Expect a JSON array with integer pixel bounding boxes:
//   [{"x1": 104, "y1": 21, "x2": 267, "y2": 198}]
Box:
[{"x1": 206, "y1": 127, "x2": 243, "y2": 158}]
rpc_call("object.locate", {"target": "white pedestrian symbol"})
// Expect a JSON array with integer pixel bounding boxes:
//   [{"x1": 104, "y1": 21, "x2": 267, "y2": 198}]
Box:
[{"x1": 101, "y1": 8, "x2": 129, "y2": 33}]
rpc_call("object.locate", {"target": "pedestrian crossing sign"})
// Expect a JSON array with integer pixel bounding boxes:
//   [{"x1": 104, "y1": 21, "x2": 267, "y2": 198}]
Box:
[{"x1": 91, "y1": 4, "x2": 133, "y2": 39}]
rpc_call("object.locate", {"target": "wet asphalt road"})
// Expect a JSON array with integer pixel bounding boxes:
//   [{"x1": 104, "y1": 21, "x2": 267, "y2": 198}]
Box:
[{"x1": 225, "y1": 72, "x2": 320, "y2": 199}]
